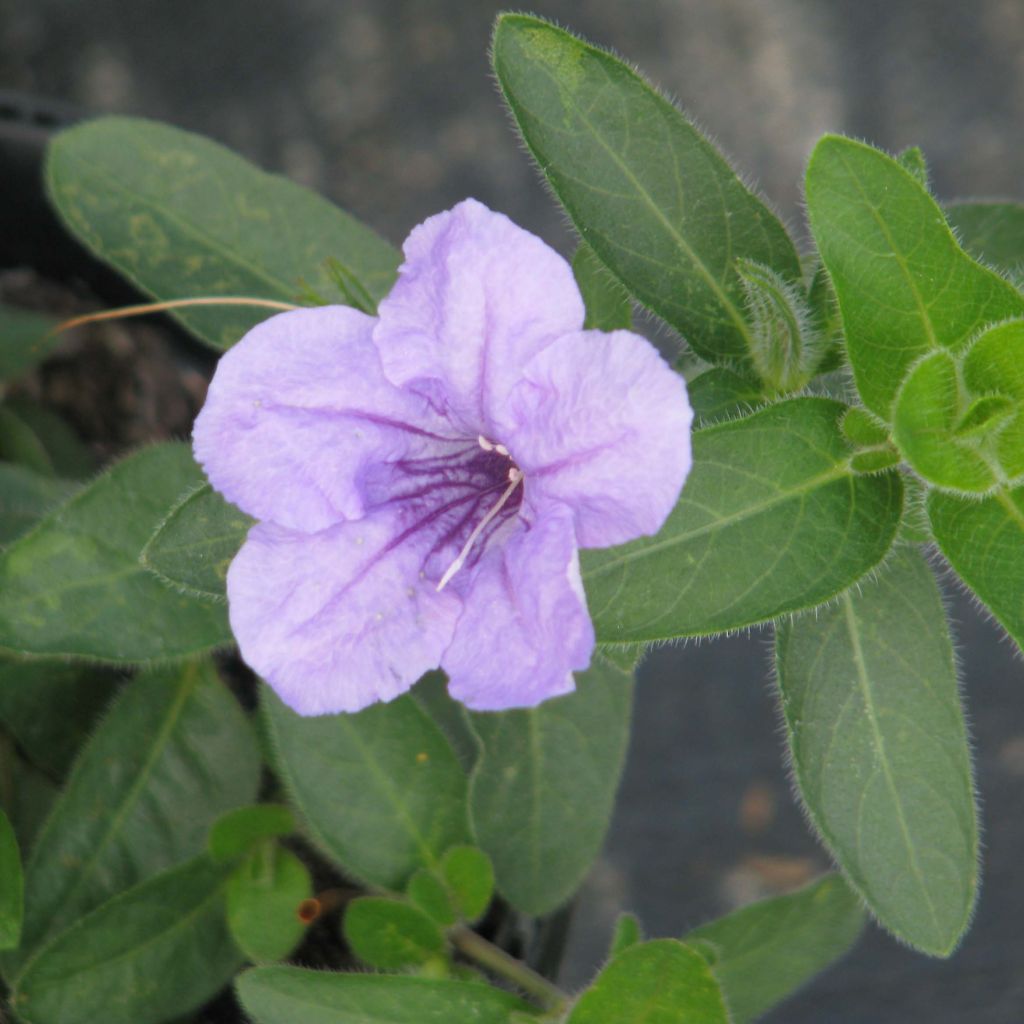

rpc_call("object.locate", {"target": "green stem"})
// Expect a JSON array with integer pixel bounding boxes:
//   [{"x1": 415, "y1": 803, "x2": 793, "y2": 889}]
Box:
[{"x1": 450, "y1": 925, "x2": 570, "y2": 1015}]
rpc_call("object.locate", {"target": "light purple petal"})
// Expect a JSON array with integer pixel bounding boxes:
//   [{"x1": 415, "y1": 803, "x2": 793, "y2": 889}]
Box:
[
  {"x1": 441, "y1": 506, "x2": 594, "y2": 710},
  {"x1": 227, "y1": 514, "x2": 461, "y2": 714},
  {"x1": 373, "y1": 199, "x2": 585, "y2": 436},
  {"x1": 193, "y1": 305, "x2": 457, "y2": 533},
  {"x1": 505, "y1": 330, "x2": 693, "y2": 548}
]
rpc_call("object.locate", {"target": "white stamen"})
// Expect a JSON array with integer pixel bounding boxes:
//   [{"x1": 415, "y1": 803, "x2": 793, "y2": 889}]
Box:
[
  {"x1": 477, "y1": 434, "x2": 494, "y2": 451},
  {"x1": 436, "y1": 468, "x2": 523, "y2": 592},
  {"x1": 494, "y1": 443, "x2": 510, "y2": 456}
]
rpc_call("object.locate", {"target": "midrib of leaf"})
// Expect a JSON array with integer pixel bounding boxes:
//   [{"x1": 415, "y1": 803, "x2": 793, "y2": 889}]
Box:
[
  {"x1": 995, "y1": 487, "x2": 1024, "y2": 530},
  {"x1": 23, "y1": 662, "x2": 201, "y2": 959},
  {"x1": 56, "y1": 151, "x2": 304, "y2": 303},
  {"x1": 338, "y1": 715, "x2": 443, "y2": 874},
  {"x1": 840, "y1": 592, "x2": 943, "y2": 940},
  {"x1": 525, "y1": 60, "x2": 756, "y2": 353},
  {"x1": 582, "y1": 462, "x2": 847, "y2": 580},
  {"x1": 836, "y1": 147, "x2": 940, "y2": 353}
]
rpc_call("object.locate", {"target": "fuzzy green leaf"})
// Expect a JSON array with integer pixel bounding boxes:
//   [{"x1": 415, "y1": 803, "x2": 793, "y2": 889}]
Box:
[
  {"x1": 805, "y1": 135, "x2": 1024, "y2": 418},
  {"x1": 343, "y1": 897, "x2": 445, "y2": 970},
  {"x1": 0, "y1": 398, "x2": 94, "y2": 478},
  {"x1": 776, "y1": 547, "x2": 977, "y2": 955},
  {"x1": 236, "y1": 966, "x2": 530, "y2": 1024},
  {"x1": 0, "y1": 443, "x2": 231, "y2": 660},
  {"x1": 0, "y1": 464, "x2": 76, "y2": 546},
  {"x1": 583, "y1": 398, "x2": 902, "y2": 642},
  {"x1": 262, "y1": 687, "x2": 469, "y2": 891},
  {"x1": 686, "y1": 875, "x2": 865, "y2": 1022},
  {"x1": 573, "y1": 242, "x2": 633, "y2": 331},
  {"x1": 4, "y1": 659, "x2": 259, "y2": 978},
  {"x1": 45, "y1": 117, "x2": 399, "y2": 350},
  {"x1": 0, "y1": 807, "x2": 22, "y2": 951},
  {"x1": 493, "y1": 15, "x2": 801, "y2": 367},
  {"x1": 468, "y1": 656, "x2": 632, "y2": 915},
  {"x1": 208, "y1": 805, "x2": 296, "y2": 864}
]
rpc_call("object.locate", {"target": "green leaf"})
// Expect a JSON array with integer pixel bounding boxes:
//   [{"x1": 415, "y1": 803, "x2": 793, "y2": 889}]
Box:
[
  {"x1": 45, "y1": 116, "x2": 400, "y2": 350},
  {"x1": 582, "y1": 398, "x2": 903, "y2": 642},
  {"x1": 406, "y1": 869, "x2": 456, "y2": 928},
  {"x1": 0, "y1": 398, "x2": 94, "y2": 478},
  {"x1": 0, "y1": 806, "x2": 22, "y2": 951},
  {"x1": 468, "y1": 656, "x2": 632, "y2": 915},
  {"x1": 687, "y1": 367, "x2": 764, "y2": 428},
  {"x1": 237, "y1": 966, "x2": 530, "y2": 1024},
  {"x1": 208, "y1": 805, "x2": 296, "y2": 864},
  {"x1": 140, "y1": 482, "x2": 254, "y2": 601},
  {"x1": 440, "y1": 846, "x2": 493, "y2": 923},
  {"x1": 226, "y1": 842, "x2": 312, "y2": 964},
  {"x1": 805, "y1": 134, "x2": 1024, "y2": 418},
  {"x1": 10, "y1": 856, "x2": 242, "y2": 1024},
  {"x1": 493, "y1": 15, "x2": 802, "y2": 367},
  {"x1": 946, "y1": 201, "x2": 1024, "y2": 274},
  {"x1": 573, "y1": 243, "x2": 632, "y2": 331},
  {"x1": 1, "y1": 756, "x2": 58, "y2": 852},
  {"x1": 686, "y1": 875, "x2": 865, "y2": 1023},
  {"x1": 567, "y1": 939, "x2": 729, "y2": 1024},
  {"x1": 343, "y1": 897, "x2": 446, "y2": 970},
  {"x1": 609, "y1": 913, "x2": 643, "y2": 958},
  {"x1": 775, "y1": 546, "x2": 977, "y2": 955},
  {"x1": 896, "y1": 145, "x2": 929, "y2": 188},
  {"x1": 0, "y1": 464, "x2": 76, "y2": 546},
  {"x1": 6, "y1": 658, "x2": 259, "y2": 977},
  {"x1": 262, "y1": 687, "x2": 469, "y2": 891},
  {"x1": 0, "y1": 443, "x2": 231, "y2": 660},
  {"x1": 928, "y1": 486, "x2": 1024, "y2": 651},
  {"x1": 0, "y1": 657, "x2": 120, "y2": 777},
  {"x1": 410, "y1": 672, "x2": 479, "y2": 774},
  {"x1": 0, "y1": 306, "x2": 58, "y2": 379},
  {"x1": 0, "y1": 406, "x2": 55, "y2": 476}
]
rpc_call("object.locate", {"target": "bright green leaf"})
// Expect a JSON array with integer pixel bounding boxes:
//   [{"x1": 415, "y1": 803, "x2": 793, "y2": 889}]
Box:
[
  {"x1": 567, "y1": 939, "x2": 729, "y2": 1024},
  {"x1": 208, "y1": 805, "x2": 296, "y2": 864},
  {"x1": 776, "y1": 547, "x2": 977, "y2": 955},
  {"x1": 468, "y1": 656, "x2": 632, "y2": 915},
  {"x1": 343, "y1": 896, "x2": 445, "y2": 970},
  {"x1": 45, "y1": 117, "x2": 400, "y2": 350},
  {"x1": 493, "y1": 15, "x2": 802, "y2": 367},
  {"x1": 0, "y1": 657, "x2": 119, "y2": 777},
  {"x1": 609, "y1": 913, "x2": 643, "y2": 958},
  {"x1": 0, "y1": 464, "x2": 77, "y2": 546},
  {"x1": 896, "y1": 145, "x2": 929, "y2": 188},
  {"x1": 441, "y1": 846, "x2": 494, "y2": 923},
  {"x1": 583, "y1": 398, "x2": 903, "y2": 642},
  {"x1": 0, "y1": 443, "x2": 231, "y2": 660},
  {"x1": 262, "y1": 686, "x2": 469, "y2": 891},
  {"x1": 686, "y1": 875, "x2": 865, "y2": 1023},
  {"x1": 5, "y1": 658, "x2": 259, "y2": 977},
  {"x1": 928, "y1": 486, "x2": 1024, "y2": 652},
  {"x1": 0, "y1": 807, "x2": 22, "y2": 951},
  {"x1": 805, "y1": 135, "x2": 1024, "y2": 418},
  {"x1": 10, "y1": 856, "x2": 242, "y2": 1024},
  {"x1": 946, "y1": 201, "x2": 1024, "y2": 274},
  {"x1": 573, "y1": 243, "x2": 632, "y2": 331},
  {"x1": 0, "y1": 306, "x2": 58, "y2": 379},
  {"x1": 406, "y1": 869, "x2": 456, "y2": 928},
  {"x1": 237, "y1": 965, "x2": 530, "y2": 1024},
  {"x1": 227, "y1": 843, "x2": 312, "y2": 964},
  {"x1": 140, "y1": 482, "x2": 254, "y2": 601}
]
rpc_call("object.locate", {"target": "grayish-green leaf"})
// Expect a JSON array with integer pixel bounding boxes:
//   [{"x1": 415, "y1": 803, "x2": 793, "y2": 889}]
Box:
[
  {"x1": 686, "y1": 367, "x2": 764, "y2": 428},
  {"x1": 1, "y1": 756, "x2": 58, "y2": 853},
  {"x1": 805, "y1": 135, "x2": 1024, "y2": 418},
  {"x1": 928, "y1": 486, "x2": 1024, "y2": 651},
  {"x1": 686, "y1": 874, "x2": 864, "y2": 1023},
  {"x1": 493, "y1": 15, "x2": 802, "y2": 367},
  {"x1": 140, "y1": 482, "x2": 254, "y2": 601},
  {"x1": 6, "y1": 659, "x2": 259, "y2": 977},
  {"x1": 946, "y1": 201, "x2": 1024, "y2": 275},
  {"x1": 226, "y1": 842, "x2": 311, "y2": 965},
  {"x1": 237, "y1": 966, "x2": 530, "y2": 1024},
  {"x1": 46, "y1": 117, "x2": 399, "y2": 350},
  {"x1": 0, "y1": 806, "x2": 22, "y2": 950},
  {"x1": 262, "y1": 686, "x2": 469, "y2": 891},
  {"x1": 410, "y1": 672, "x2": 479, "y2": 775},
  {"x1": 0, "y1": 398, "x2": 94, "y2": 478},
  {"x1": 776, "y1": 547, "x2": 977, "y2": 955},
  {"x1": 10, "y1": 856, "x2": 242, "y2": 1024},
  {"x1": 583, "y1": 398, "x2": 903, "y2": 642},
  {"x1": 468, "y1": 656, "x2": 632, "y2": 915},
  {"x1": 573, "y1": 243, "x2": 632, "y2": 331},
  {"x1": 0, "y1": 443, "x2": 231, "y2": 660},
  {"x1": 0, "y1": 465, "x2": 76, "y2": 546},
  {"x1": 0, "y1": 657, "x2": 119, "y2": 777},
  {"x1": 0, "y1": 306, "x2": 58, "y2": 380},
  {"x1": 208, "y1": 805, "x2": 296, "y2": 864},
  {"x1": 566, "y1": 939, "x2": 729, "y2": 1024}
]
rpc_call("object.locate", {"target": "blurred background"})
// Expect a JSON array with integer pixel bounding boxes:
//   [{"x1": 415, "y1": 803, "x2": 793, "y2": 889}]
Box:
[{"x1": 2, "y1": 0, "x2": 1023, "y2": 1020}]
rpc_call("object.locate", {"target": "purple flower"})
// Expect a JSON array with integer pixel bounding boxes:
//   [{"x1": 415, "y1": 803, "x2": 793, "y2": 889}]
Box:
[{"x1": 193, "y1": 200, "x2": 692, "y2": 714}]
